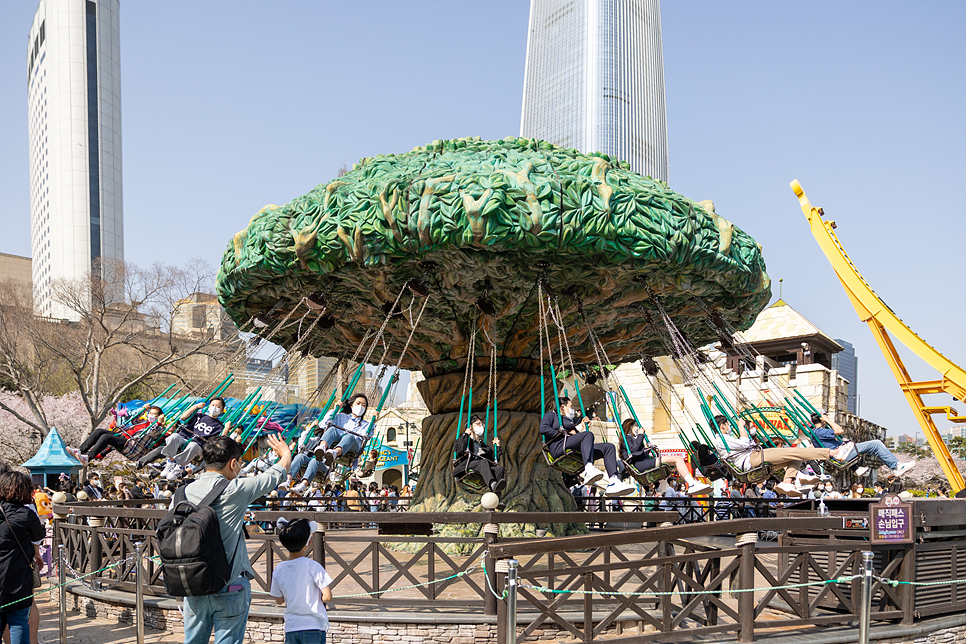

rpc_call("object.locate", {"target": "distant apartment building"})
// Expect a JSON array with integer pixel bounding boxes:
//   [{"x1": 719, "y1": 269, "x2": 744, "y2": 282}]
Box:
[
  {"x1": 0, "y1": 253, "x2": 33, "y2": 288},
  {"x1": 27, "y1": 0, "x2": 124, "y2": 319},
  {"x1": 172, "y1": 292, "x2": 237, "y2": 341},
  {"x1": 289, "y1": 356, "x2": 366, "y2": 406}
]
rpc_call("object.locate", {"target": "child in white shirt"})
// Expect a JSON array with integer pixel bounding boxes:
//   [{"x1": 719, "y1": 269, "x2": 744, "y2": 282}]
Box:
[{"x1": 270, "y1": 518, "x2": 333, "y2": 644}]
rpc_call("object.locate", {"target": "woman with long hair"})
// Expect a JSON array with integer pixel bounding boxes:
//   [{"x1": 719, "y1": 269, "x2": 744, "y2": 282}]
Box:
[
  {"x1": 316, "y1": 394, "x2": 371, "y2": 468},
  {"x1": 0, "y1": 470, "x2": 45, "y2": 644}
]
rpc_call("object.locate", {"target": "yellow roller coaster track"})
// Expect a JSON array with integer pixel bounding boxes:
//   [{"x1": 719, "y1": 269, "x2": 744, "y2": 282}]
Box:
[{"x1": 791, "y1": 181, "x2": 965, "y2": 494}]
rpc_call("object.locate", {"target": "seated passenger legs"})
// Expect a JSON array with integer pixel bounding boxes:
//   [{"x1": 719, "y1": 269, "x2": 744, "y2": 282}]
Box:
[{"x1": 540, "y1": 397, "x2": 634, "y2": 497}]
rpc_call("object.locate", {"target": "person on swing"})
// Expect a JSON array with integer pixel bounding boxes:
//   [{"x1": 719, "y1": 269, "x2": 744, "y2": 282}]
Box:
[
  {"x1": 618, "y1": 419, "x2": 711, "y2": 495},
  {"x1": 711, "y1": 414, "x2": 827, "y2": 497},
  {"x1": 540, "y1": 397, "x2": 635, "y2": 496},
  {"x1": 453, "y1": 415, "x2": 506, "y2": 494},
  {"x1": 315, "y1": 393, "x2": 370, "y2": 469}
]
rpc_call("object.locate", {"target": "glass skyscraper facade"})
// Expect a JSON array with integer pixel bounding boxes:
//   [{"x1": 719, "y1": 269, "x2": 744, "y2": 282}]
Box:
[
  {"x1": 832, "y1": 339, "x2": 859, "y2": 415},
  {"x1": 520, "y1": 0, "x2": 668, "y2": 183},
  {"x1": 27, "y1": 0, "x2": 124, "y2": 320}
]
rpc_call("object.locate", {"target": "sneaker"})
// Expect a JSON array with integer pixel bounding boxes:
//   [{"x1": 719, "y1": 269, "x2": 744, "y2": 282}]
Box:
[
  {"x1": 491, "y1": 478, "x2": 507, "y2": 495},
  {"x1": 314, "y1": 447, "x2": 327, "y2": 461},
  {"x1": 893, "y1": 461, "x2": 915, "y2": 475},
  {"x1": 776, "y1": 482, "x2": 802, "y2": 497},
  {"x1": 686, "y1": 481, "x2": 712, "y2": 496},
  {"x1": 830, "y1": 445, "x2": 854, "y2": 461},
  {"x1": 604, "y1": 480, "x2": 635, "y2": 497},
  {"x1": 594, "y1": 477, "x2": 610, "y2": 491},
  {"x1": 580, "y1": 465, "x2": 604, "y2": 486},
  {"x1": 798, "y1": 474, "x2": 820, "y2": 486},
  {"x1": 853, "y1": 466, "x2": 870, "y2": 477}
]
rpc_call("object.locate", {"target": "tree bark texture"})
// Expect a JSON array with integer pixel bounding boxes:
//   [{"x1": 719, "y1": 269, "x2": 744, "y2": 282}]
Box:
[{"x1": 404, "y1": 361, "x2": 586, "y2": 552}]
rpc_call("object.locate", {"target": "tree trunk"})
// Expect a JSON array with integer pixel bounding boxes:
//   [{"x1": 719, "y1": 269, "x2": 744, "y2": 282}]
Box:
[{"x1": 406, "y1": 358, "x2": 586, "y2": 550}]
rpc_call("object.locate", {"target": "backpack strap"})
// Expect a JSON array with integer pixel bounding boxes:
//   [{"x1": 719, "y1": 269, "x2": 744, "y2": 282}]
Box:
[{"x1": 197, "y1": 477, "x2": 231, "y2": 509}]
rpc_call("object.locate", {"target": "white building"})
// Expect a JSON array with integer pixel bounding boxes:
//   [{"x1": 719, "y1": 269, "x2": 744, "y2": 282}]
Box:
[
  {"x1": 27, "y1": 0, "x2": 124, "y2": 320},
  {"x1": 520, "y1": 0, "x2": 668, "y2": 182}
]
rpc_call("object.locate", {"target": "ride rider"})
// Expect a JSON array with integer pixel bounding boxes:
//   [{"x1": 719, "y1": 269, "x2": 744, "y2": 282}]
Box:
[
  {"x1": 453, "y1": 415, "x2": 506, "y2": 495},
  {"x1": 619, "y1": 419, "x2": 711, "y2": 495},
  {"x1": 539, "y1": 397, "x2": 635, "y2": 497}
]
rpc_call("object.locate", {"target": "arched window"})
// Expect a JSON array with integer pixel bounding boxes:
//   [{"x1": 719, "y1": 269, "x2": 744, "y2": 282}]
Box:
[{"x1": 387, "y1": 427, "x2": 397, "y2": 443}]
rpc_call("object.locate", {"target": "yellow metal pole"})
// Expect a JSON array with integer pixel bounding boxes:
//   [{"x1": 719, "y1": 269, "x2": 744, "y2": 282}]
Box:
[{"x1": 792, "y1": 180, "x2": 965, "y2": 494}]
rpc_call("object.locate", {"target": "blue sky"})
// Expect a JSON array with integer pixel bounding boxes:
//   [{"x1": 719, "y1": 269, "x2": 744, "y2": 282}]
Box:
[{"x1": 1, "y1": 1, "x2": 964, "y2": 438}]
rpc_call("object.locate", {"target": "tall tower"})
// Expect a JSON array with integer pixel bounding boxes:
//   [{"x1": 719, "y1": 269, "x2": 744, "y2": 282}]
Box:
[
  {"x1": 520, "y1": 0, "x2": 668, "y2": 183},
  {"x1": 27, "y1": 0, "x2": 124, "y2": 320}
]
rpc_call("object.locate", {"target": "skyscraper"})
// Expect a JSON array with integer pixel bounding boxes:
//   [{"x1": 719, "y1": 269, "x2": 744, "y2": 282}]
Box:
[
  {"x1": 832, "y1": 339, "x2": 859, "y2": 415},
  {"x1": 27, "y1": 0, "x2": 124, "y2": 320},
  {"x1": 520, "y1": 0, "x2": 668, "y2": 183}
]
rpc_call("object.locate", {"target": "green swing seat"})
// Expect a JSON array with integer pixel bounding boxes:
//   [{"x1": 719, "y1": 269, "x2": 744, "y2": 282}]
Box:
[
  {"x1": 542, "y1": 441, "x2": 585, "y2": 476},
  {"x1": 720, "y1": 445, "x2": 779, "y2": 485},
  {"x1": 453, "y1": 462, "x2": 492, "y2": 496},
  {"x1": 622, "y1": 445, "x2": 674, "y2": 486}
]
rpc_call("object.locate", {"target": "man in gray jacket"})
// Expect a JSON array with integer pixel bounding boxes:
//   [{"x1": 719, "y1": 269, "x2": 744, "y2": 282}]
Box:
[{"x1": 181, "y1": 434, "x2": 292, "y2": 644}]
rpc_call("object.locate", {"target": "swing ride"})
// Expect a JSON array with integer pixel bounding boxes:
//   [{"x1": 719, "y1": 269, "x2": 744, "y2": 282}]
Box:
[{"x1": 215, "y1": 136, "x2": 773, "y2": 531}]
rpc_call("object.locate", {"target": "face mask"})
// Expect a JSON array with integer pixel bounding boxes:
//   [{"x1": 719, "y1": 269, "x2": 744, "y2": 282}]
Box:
[
  {"x1": 148, "y1": 414, "x2": 159, "y2": 423},
  {"x1": 565, "y1": 408, "x2": 575, "y2": 419},
  {"x1": 208, "y1": 405, "x2": 222, "y2": 417},
  {"x1": 352, "y1": 404, "x2": 365, "y2": 416},
  {"x1": 825, "y1": 486, "x2": 833, "y2": 492},
  {"x1": 473, "y1": 424, "x2": 484, "y2": 437}
]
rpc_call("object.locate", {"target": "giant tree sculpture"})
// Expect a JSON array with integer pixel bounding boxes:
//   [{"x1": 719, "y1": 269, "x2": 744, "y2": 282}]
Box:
[{"x1": 217, "y1": 137, "x2": 771, "y2": 537}]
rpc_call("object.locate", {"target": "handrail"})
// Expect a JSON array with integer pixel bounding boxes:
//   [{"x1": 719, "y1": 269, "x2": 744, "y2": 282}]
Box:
[
  {"x1": 489, "y1": 516, "x2": 844, "y2": 559},
  {"x1": 791, "y1": 180, "x2": 965, "y2": 493}
]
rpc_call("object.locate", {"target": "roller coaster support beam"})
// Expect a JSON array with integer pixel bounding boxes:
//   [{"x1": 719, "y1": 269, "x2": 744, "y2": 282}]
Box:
[{"x1": 792, "y1": 180, "x2": 965, "y2": 494}]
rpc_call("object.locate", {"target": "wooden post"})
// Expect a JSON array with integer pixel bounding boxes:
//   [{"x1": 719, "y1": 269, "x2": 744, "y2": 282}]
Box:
[
  {"x1": 583, "y1": 571, "x2": 593, "y2": 643},
  {"x1": 661, "y1": 562, "x2": 672, "y2": 633},
  {"x1": 900, "y1": 543, "x2": 915, "y2": 625},
  {"x1": 483, "y1": 523, "x2": 499, "y2": 615},
  {"x1": 737, "y1": 538, "x2": 756, "y2": 642},
  {"x1": 428, "y1": 541, "x2": 437, "y2": 600},
  {"x1": 89, "y1": 527, "x2": 102, "y2": 590},
  {"x1": 266, "y1": 539, "x2": 274, "y2": 591},
  {"x1": 313, "y1": 528, "x2": 325, "y2": 568},
  {"x1": 371, "y1": 539, "x2": 380, "y2": 598}
]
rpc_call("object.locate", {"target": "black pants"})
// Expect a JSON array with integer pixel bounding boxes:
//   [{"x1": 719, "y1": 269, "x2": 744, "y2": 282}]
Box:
[
  {"x1": 80, "y1": 429, "x2": 127, "y2": 457},
  {"x1": 454, "y1": 458, "x2": 505, "y2": 489},
  {"x1": 549, "y1": 432, "x2": 618, "y2": 477}
]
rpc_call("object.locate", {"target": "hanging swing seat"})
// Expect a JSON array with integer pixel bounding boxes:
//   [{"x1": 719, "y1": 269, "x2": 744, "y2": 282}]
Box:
[
  {"x1": 455, "y1": 469, "x2": 490, "y2": 495},
  {"x1": 542, "y1": 441, "x2": 585, "y2": 476},
  {"x1": 822, "y1": 453, "x2": 865, "y2": 474},
  {"x1": 451, "y1": 450, "x2": 501, "y2": 496},
  {"x1": 694, "y1": 458, "x2": 730, "y2": 482},
  {"x1": 624, "y1": 460, "x2": 674, "y2": 487},
  {"x1": 622, "y1": 445, "x2": 673, "y2": 486},
  {"x1": 719, "y1": 446, "x2": 778, "y2": 485}
]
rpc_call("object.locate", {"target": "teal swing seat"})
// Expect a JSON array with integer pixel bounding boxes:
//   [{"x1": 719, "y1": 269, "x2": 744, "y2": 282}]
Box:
[
  {"x1": 622, "y1": 445, "x2": 674, "y2": 486},
  {"x1": 542, "y1": 440, "x2": 585, "y2": 476}
]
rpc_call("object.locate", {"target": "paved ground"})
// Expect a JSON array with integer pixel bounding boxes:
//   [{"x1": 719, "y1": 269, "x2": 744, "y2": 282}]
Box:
[{"x1": 36, "y1": 593, "x2": 181, "y2": 644}]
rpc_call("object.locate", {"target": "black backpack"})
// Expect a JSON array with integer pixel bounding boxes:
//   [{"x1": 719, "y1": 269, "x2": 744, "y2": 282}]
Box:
[{"x1": 156, "y1": 478, "x2": 232, "y2": 597}]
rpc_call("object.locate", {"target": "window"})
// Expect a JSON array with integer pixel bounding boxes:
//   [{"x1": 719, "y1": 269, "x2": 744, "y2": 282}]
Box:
[{"x1": 387, "y1": 427, "x2": 397, "y2": 443}]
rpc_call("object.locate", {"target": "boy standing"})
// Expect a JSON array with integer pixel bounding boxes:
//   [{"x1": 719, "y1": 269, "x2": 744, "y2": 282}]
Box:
[{"x1": 270, "y1": 518, "x2": 333, "y2": 644}]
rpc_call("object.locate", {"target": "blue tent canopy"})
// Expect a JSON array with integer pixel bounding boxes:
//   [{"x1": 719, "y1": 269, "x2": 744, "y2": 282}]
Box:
[{"x1": 22, "y1": 427, "x2": 82, "y2": 486}]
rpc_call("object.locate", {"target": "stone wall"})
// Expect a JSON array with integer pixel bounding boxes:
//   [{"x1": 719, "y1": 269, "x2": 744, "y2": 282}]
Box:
[
  {"x1": 55, "y1": 583, "x2": 965, "y2": 644},
  {"x1": 873, "y1": 623, "x2": 965, "y2": 644},
  {"x1": 52, "y1": 584, "x2": 577, "y2": 643}
]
